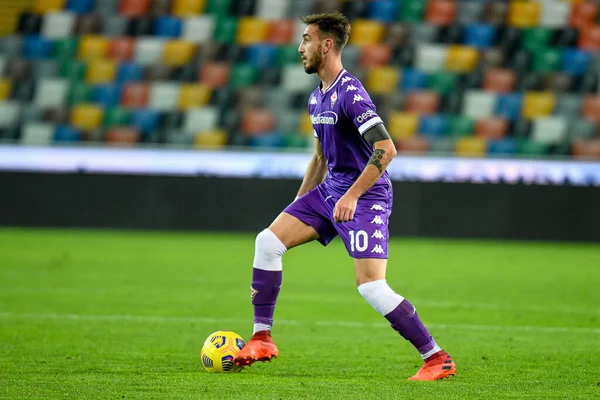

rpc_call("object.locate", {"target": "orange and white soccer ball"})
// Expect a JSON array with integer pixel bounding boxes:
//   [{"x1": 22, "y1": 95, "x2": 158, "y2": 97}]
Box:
[{"x1": 200, "y1": 331, "x2": 246, "y2": 373}]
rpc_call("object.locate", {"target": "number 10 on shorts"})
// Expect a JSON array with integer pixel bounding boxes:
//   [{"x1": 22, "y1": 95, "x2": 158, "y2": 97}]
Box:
[{"x1": 349, "y1": 230, "x2": 368, "y2": 252}]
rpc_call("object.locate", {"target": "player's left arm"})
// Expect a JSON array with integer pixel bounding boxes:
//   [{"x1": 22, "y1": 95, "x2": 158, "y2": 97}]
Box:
[{"x1": 333, "y1": 124, "x2": 396, "y2": 223}]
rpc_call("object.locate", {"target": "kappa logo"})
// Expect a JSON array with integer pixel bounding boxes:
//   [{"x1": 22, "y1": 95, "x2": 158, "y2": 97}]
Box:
[
  {"x1": 356, "y1": 110, "x2": 377, "y2": 124},
  {"x1": 310, "y1": 96, "x2": 317, "y2": 105},
  {"x1": 371, "y1": 244, "x2": 384, "y2": 254},
  {"x1": 250, "y1": 286, "x2": 258, "y2": 301},
  {"x1": 311, "y1": 111, "x2": 338, "y2": 125},
  {"x1": 352, "y1": 94, "x2": 365, "y2": 104},
  {"x1": 346, "y1": 84, "x2": 359, "y2": 92},
  {"x1": 371, "y1": 216, "x2": 384, "y2": 225},
  {"x1": 341, "y1": 76, "x2": 354, "y2": 85},
  {"x1": 371, "y1": 230, "x2": 384, "y2": 239},
  {"x1": 370, "y1": 204, "x2": 384, "y2": 211}
]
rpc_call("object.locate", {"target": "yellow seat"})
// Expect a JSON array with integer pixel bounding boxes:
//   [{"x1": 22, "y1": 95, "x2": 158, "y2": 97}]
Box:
[
  {"x1": 387, "y1": 112, "x2": 418, "y2": 140},
  {"x1": 86, "y1": 60, "x2": 117, "y2": 84},
  {"x1": 508, "y1": 1, "x2": 541, "y2": 27},
  {"x1": 163, "y1": 40, "x2": 195, "y2": 67},
  {"x1": 78, "y1": 35, "x2": 109, "y2": 61},
  {"x1": 236, "y1": 17, "x2": 270, "y2": 45},
  {"x1": 0, "y1": 79, "x2": 11, "y2": 100},
  {"x1": 367, "y1": 67, "x2": 399, "y2": 95},
  {"x1": 445, "y1": 45, "x2": 479, "y2": 73},
  {"x1": 35, "y1": 0, "x2": 65, "y2": 13},
  {"x1": 194, "y1": 129, "x2": 227, "y2": 148},
  {"x1": 179, "y1": 84, "x2": 212, "y2": 110},
  {"x1": 299, "y1": 114, "x2": 314, "y2": 137},
  {"x1": 172, "y1": 0, "x2": 206, "y2": 16},
  {"x1": 523, "y1": 92, "x2": 556, "y2": 119},
  {"x1": 71, "y1": 104, "x2": 104, "y2": 131},
  {"x1": 349, "y1": 19, "x2": 384, "y2": 47},
  {"x1": 455, "y1": 137, "x2": 487, "y2": 157}
]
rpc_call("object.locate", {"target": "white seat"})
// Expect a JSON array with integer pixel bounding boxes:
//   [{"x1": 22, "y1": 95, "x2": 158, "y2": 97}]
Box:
[
  {"x1": 539, "y1": 0, "x2": 570, "y2": 28},
  {"x1": 21, "y1": 122, "x2": 55, "y2": 146},
  {"x1": 183, "y1": 106, "x2": 219, "y2": 134},
  {"x1": 149, "y1": 82, "x2": 181, "y2": 111},
  {"x1": 182, "y1": 16, "x2": 215, "y2": 43},
  {"x1": 282, "y1": 65, "x2": 318, "y2": 92},
  {"x1": 0, "y1": 101, "x2": 21, "y2": 128},
  {"x1": 41, "y1": 12, "x2": 76, "y2": 38},
  {"x1": 34, "y1": 78, "x2": 68, "y2": 107},
  {"x1": 532, "y1": 116, "x2": 567, "y2": 144},
  {"x1": 462, "y1": 90, "x2": 497, "y2": 119},
  {"x1": 415, "y1": 44, "x2": 448, "y2": 72},
  {"x1": 134, "y1": 37, "x2": 165, "y2": 65},
  {"x1": 256, "y1": 0, "x2": 290, "y2": 20}
]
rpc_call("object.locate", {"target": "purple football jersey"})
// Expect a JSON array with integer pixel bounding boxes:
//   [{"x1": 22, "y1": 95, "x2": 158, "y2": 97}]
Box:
[{"x1": 308, "y1": 69, "x2": 392, "y2": 198}]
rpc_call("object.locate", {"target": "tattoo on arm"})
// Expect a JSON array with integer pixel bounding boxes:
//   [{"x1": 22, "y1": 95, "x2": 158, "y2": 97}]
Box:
[{"x1": 368, "y1": 149, "x2": 386, "y2": 174}]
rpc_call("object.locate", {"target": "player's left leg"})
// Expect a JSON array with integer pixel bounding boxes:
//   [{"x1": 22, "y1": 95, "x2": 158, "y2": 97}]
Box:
[{"x1": 354, "y1": 257, "x2": 456, "y2": 381}]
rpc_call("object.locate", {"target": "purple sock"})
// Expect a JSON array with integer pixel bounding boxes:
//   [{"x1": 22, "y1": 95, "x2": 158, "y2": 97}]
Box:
[
  {"x1": 384, "y1": 299, "x2": 439, "y2": 357},
  {"x1": 251, "y1": 268, "x2": 282, "y2": 329}
]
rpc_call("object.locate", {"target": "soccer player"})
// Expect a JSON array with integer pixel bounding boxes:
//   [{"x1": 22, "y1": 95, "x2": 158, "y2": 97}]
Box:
[{"x1": 233, "y1": 12, "x2": 456, "y2": 381}]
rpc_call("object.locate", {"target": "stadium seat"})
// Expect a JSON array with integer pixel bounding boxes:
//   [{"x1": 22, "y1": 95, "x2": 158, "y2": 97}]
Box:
[
  {"x1": 522, "y1": 27, "x2": 553, "y2": 53},
  {"x1": 117, "y1": 62, "x2": 143, "y2": 83},
  {"x1": 108, "y1": 38, "x2": 135, "y2": 61},
  {"x1": 366, "y1": 67, "x2": 399, "y2": 95},
  {"x1": 265, "y1": 20, "x2": 294, "y2": 44},
  {"x1": 103, "y1": 16, "x2": 129, "y2": 37},
  {"x1": 448, "y1": 114, "x2": 474, "y2": 137},
  {"x1": 395, "y1": 137, "x2": 429, "y2": 154},
  {"x1": 130, "y1": 109, "x2": 160, "y2": 134},
  {"x1": 426, "y1": 71, "x2": 457, "y2": 96},
  {"x1": 567, "y1": 118, "x2": 596, "y2": 141},
  {"x1": 236, "y1": 17, "x2": 269, "y2": 45},
  {"x1": 415, "y1": 44, "x2": 447, "y2": 72},
  {"x1": 483, "y1": 1, "x2": 508, "y2": 25},
  {"x1": 55, "y1": 38, "x2": 79, "y2": 63},
  {"x1": 162, "y1": 40, "x2": 195, "y2": 67},
  {"x1": 582, "y1": 95, "x2": 600, "y2": 123},
  {"x1": 67, "y1": 0, "x2": 95, "y2": 14},
  {"x1": 53, "y1": 125, "x2": 81, "y2": 142},
  {"x1": 86, "y1": 60, "x2": 117, "y2": 84},
  {"x1": 349, "y1": 19, "x2": 385, "y2": 47},
  {"x1": 177, "y1": 84, "x2": 210, "y2": 110},
  {"x1": 383, "y1": 23, "x2": 411, "y2": 48},
  {"x1": 386, "y1": 112, "x2": 419, "y2": 139},
  {"x1": 399, "y1": 0, "x2": 426, "y2": 23},
  {"x1": 255, "y1": 0, "x2": 290, "y2": 20},
  {"x1": 487, "y1": 138, "x2": 517, "y2": 155},
  {"x1": 480, "y1": 47, "x2": 506, "y2": 70},
  {"x1": 401, "y1": 68, "x2": 427, "y2": 92},
  {"x1": 445, "y1": 45, "x2": 479, "y2": 73},
  {"x1": 475, "y1": 117, "x2": 508, "y2": 139},
  {"x1": 74, "y1": 14, "x2": 103, "y2": 35},
  {"x1": 532, "y1": 116, "x2": 567, "y2": 145},
  {"x1": 104, "y1": 106, "x2": 130, "y2": 127},
  {"x1": 119, "y1": 0, "x2": 151, "y2": 17},
  {"x1": 359, "y1": 44, "x2": 392, "y2": 69},
  {"x1": 183, "y1": 106, "x2": 219, "y2": 133},
  {"x1": 154, "y1": 16, "x2": 183, "y2": 37},
  {"x1": 405, "y1": 91, "x2": 440, "y2": 115},
  {"x1": 578, "y1": 25, "x2": 600, "y2": 50},
  {"x1": 409, "y1": 23, "x2": 439, "y2": 44},
  {"x1": 12, "y1": 80, "x2": 35, "y2": 103},
  {"x1": 121, "y1": 83, "x2": 150, "y2": 107},
  {"x1": 241, "y1": 109, "x2": 275, "y2": 135},
  {"x1": 23, "y1": 36, "x2": 54, "y2": 60},
  {"x1": 572, "y1": 140, "x2": 600, "y2": 160},
  {"x1": 182, "y1": 16, "x2": 215, "y2": 43},
  {"x1": 172, "y1": 0, "x2": 205, "y2": 16},
  {"x1": 194, "y1": 129, "x2": 227, "y2": 148},
  {"x1": 34, "y1": 78, "x2": 68, "y2": 107},
  {"x1": 149, "y1": 82, "x2": 180, "y2": 111},
  {"x1": 341, "y1": 44, "x2": 361, "y2": 68},
  {"x1": 531, "y1": 48, "x2": 561, "y2": 73},
  {"x1": 569, "y1": 2, "x2": 597, "y2": 28},
  {"x1": 554, "y1": 93, "x2": 582, "y2": 118},
  {"x1": 455, "y1": 137, "x2": 486, "y2": 157},
  {"x1": 18, "y1": 13, "x2": 43, "y2": 35},
  {"x1": 71, "y1": 103, "x2": 104, "y2": 130},
  {"x1": 463, "y1": 90, "x2": 497, "y2": 119},
  {"x1": 78, "y1": 36, "x2": 109, "y2": 61},
  {"x1": 150, "y1": 0, "x2": 172, "y2": 15},
  {"x1": 425, "y1": 0, "x2": 456, "y2": 26},
  {"x1": 106, "y1": 127, "x2": 141, "y2": 144},
  {"x1": 275, "y1": 109, "x2": 299, "y2": 134},
  {"x1": 94, "y1": 84, "x2": 122, "y2": 107},
  {"x1": 463, "y1": 23, "x2": 497, "y2": 49},
  {"x1": 418, "y1": 114, "x2": 448, "y2": 138},
  {"x1": 0, "y1": 101, "x2": 22, "y2": 128},
  {"x1": 21, "y1": 122, "x2": 55, "y2": 146},
  {"x1": 199, "y1": 62, "x2": 231, "y2": 88},
  {"x1": 95, "y1": 0, "x2": 119, "y2": 15},
  {"x1": 0, "y1": 80, "x2": 11, "y2": 101},
  {"x1": 539, "y1": 0, "x2": 570, "y2": 28},
  {"x1": 68, "y1": 81, "x2": 93, "y2": 105},
  {"x1": 508, "y1": 1, "x2": 541, "y2": 27},
  {"x1": 495, "y1": 93, "x2": 523, "y2": 121},
  {"x1": 522, "y1": 92, "x2": 556, "y2": 119},
  {"x1": 40, "y1": 12, "x2": 75, "y2": 39},
  {"x1": 35, "y1": 0, "x2": 66, "y2": 13},
  {"x1": 457, "y1": 1, "x2": 484, "y2": 25},
  {"x1": 484, "y1": 69, "x2": 516, "y2": 93},
  {"x1": 134, "y1": 38, "x2": 165, "y2": 65},
  {"x1": 367, "y1": 0, "x2": 398, "y2": 23},
  {"x1": 213, "y1": 16, "x2": 237, "y2": 43},
  {"x1": 282, "y1": 65, "x2": 315, "y2": 93},
  {"x1": 245, "y1": 44, "x2": 279, "y2": 68},
  {"x1": 561, "y1": 48, "x2": 591, "y2": 77}
]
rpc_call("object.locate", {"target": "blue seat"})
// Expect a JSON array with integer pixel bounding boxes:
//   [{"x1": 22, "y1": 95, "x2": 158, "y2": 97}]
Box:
[
  {"x1": 418, "y1": 114, "x2": 449, "y2": 138},
  {"x1": 368, "y1": 0, "x2": 399, "y2": 23},
  {"x1": 248, "y1": 133, "x2": 283, "y2": 148},
  {"x1": 130, "y1": 109, "x2": 160, "y2": 134},
  {"x1": 495, "y1": 93, "x2": 522, "y2": 121},
  {"x1": 401, "y1": 68, "x2": 427, "y2": 92},
  {"x1": 245, "y1": 45, "x2": 279, "y2": 68},
  {"x1": 54, "y1": 125, "x2": 81, "y2": 142},
  {"x1": 66, "y1": 0, "x2": 95, "y2": 14},
  {"x1": 154, "y1": 16, "x2": 182, "y2": 38},
  {"x1": 117, "y1": 62, "x2": 143, "y2": 84},
  {"x1": 22, "y1": 36, "x2": 53, "y2": 59},
  {"x1": 488, "y1": 138, "x2": 517, "y2": 155},
  {"x1": 561, "y1": 48, "x2": 591, "y2": 77},
  {"x1": 463, "y1": 24, "x2": 497, "y2": 49},
  {"x1": 94, "y1": 84, "x2": 122, "y2": 107}
]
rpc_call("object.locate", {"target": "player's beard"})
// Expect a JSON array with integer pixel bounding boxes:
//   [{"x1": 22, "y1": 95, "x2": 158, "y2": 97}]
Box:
[{"x1": 303, "y1": 48, "x2": 323, "y2": 74}]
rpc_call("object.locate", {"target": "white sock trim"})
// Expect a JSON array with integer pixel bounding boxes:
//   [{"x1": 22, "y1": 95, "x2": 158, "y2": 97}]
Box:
[
  {"x1": 422, "y1": 344, "x2": 442, "y2": 360},
  {"x1": 253, "y1": 323, "x2": 271, "y2": 334},
  {"x1": 357, "y1": 279, "x2": 404, "y2": 316},
  {"x1": 252, "y1": 229, "x2": 287, "y2": 272}
]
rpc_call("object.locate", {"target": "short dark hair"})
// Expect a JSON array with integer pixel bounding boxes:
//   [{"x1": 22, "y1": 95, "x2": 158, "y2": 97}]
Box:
[{"x1": 300, "y1": 12, "x2": 351, "y2": 52}]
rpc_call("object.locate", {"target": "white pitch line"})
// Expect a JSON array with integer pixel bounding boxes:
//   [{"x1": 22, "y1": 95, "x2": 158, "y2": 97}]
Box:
[{"x1": 0, "y1": 312, "x2": 598, "y2": 335}]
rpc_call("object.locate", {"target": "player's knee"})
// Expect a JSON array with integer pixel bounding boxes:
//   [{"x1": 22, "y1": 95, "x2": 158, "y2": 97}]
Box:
[{"x1": 255, "y1": 229, "x2": 287, "y2": 261}]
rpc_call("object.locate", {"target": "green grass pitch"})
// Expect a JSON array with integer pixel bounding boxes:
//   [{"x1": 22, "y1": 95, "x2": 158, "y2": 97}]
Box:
[{"x1": 0, "y1": 228, "x2": 599, "y2": 399}]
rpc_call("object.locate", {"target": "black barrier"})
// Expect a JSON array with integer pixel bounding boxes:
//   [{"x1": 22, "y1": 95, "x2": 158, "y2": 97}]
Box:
[{"x1": 0, "y1": 172, "x2": 598, "y2": 241}]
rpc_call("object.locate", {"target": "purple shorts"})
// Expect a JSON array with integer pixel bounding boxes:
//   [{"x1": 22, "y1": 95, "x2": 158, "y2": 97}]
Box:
[{"x1": 283, "y1": 184, "x2": 392, "y2": 259}]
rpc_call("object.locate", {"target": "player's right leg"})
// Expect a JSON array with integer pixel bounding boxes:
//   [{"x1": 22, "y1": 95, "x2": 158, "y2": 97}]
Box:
[{"x1": 234, "y1": 211, "x2": 321, "y2": 368}]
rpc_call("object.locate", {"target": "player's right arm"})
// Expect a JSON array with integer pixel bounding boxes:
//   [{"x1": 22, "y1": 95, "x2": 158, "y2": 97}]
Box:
[{"x1": 295, "y1": 139, "x2": 327, "y2": 198}]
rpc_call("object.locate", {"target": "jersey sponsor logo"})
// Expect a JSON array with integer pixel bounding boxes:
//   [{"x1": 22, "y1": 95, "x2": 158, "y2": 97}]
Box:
[
  {"x1": 311, "y1": 111, "x2": 338, "y2": 125},
  {"x1": 341, "y1": 76, "x2": 354, "y2": 85},
  {"x1": 330, "y1": 91, "x2": 337, "y2": 106},
  {"x1": 310, "y1": 96, "x2": 317, "y2": 105},
  {"x1": 353, "y1": 94, "x2": 365, "y2": 104},
  {"x1": 371, "y1": 230, "x2": 384, "y2": 239},
  {"x1": 371, "y1": 204, "x2": 384, "y2": 211},
  {"x1": 346, "y1": 84, "x2": 359, "y2": 92},
  {"x1": 371, "y1": 244, "x2": 384, "y2": 254},
  {"x1": 356, "y1": 109, "x2": 378, "y2": 124},
  {"x1": 371, "y1": 215, "x2": 385, "y2": 225}
]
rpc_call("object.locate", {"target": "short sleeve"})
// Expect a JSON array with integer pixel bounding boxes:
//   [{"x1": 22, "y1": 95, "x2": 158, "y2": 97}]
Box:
[{"x1": 340, "y1": 81, "x2": 384, "y2": 135}]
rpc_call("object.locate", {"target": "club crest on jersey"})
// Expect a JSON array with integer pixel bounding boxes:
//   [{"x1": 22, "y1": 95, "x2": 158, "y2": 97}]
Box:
[
  {"x1": 330, "y1": 91, "x2": 337, "y2": 106},
  {"x1": 250, "y1": 286, "x2": 258, "y2": 301}
]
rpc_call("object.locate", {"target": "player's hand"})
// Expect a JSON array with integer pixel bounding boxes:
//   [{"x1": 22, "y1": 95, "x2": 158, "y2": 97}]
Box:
[{"x1": 333, "y1": 193, "x2": 358, "y2": 223}]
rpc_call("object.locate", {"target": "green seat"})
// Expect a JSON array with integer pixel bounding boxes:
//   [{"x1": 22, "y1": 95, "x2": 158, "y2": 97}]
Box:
[
  {"x1": 532, "y1": 48, "x2": 561, "y2": 73},
  {"x1": 517, "y1": 139, "x2": 547, "y2": 156},
  {"x1": 60, "y1": 59, "x2": 87, "y2": 84},
  {"x1": 104, "y1": 107, "x2": 131, "y2": 127},
  {"x1": 282, "y1": 133, "x2": 309, "y2": 149},
  {"x1": 448, "y1": 115, "x2": 474, "y2": 137},
  {"x1": 522, "y1": 27, "x2": 553, "y2": 53},
  {"x1": 278, "y1": 45, "x2": 300, "y2": 66},
  {"x1": 53, "y1": 38, "x2": 79, "y2": 62},
  {"x1": 427, "y1": 72, "x2": 457, "y2": 96},
  {"x1": 213, "y1": 16, "x2": 237, "y2": 43},
  {"x1": 206, "y1": 0, "x2": 232, "y2": 19},
  {"x1": 68, "y1": 82, "x2": 93, "y2": 105},
  {"x1": 399, "y1": 0, "x2": 426, "y2": 23},
  {"x1": 229, "y1": 64, "x2": 257, "y2": 89}
]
